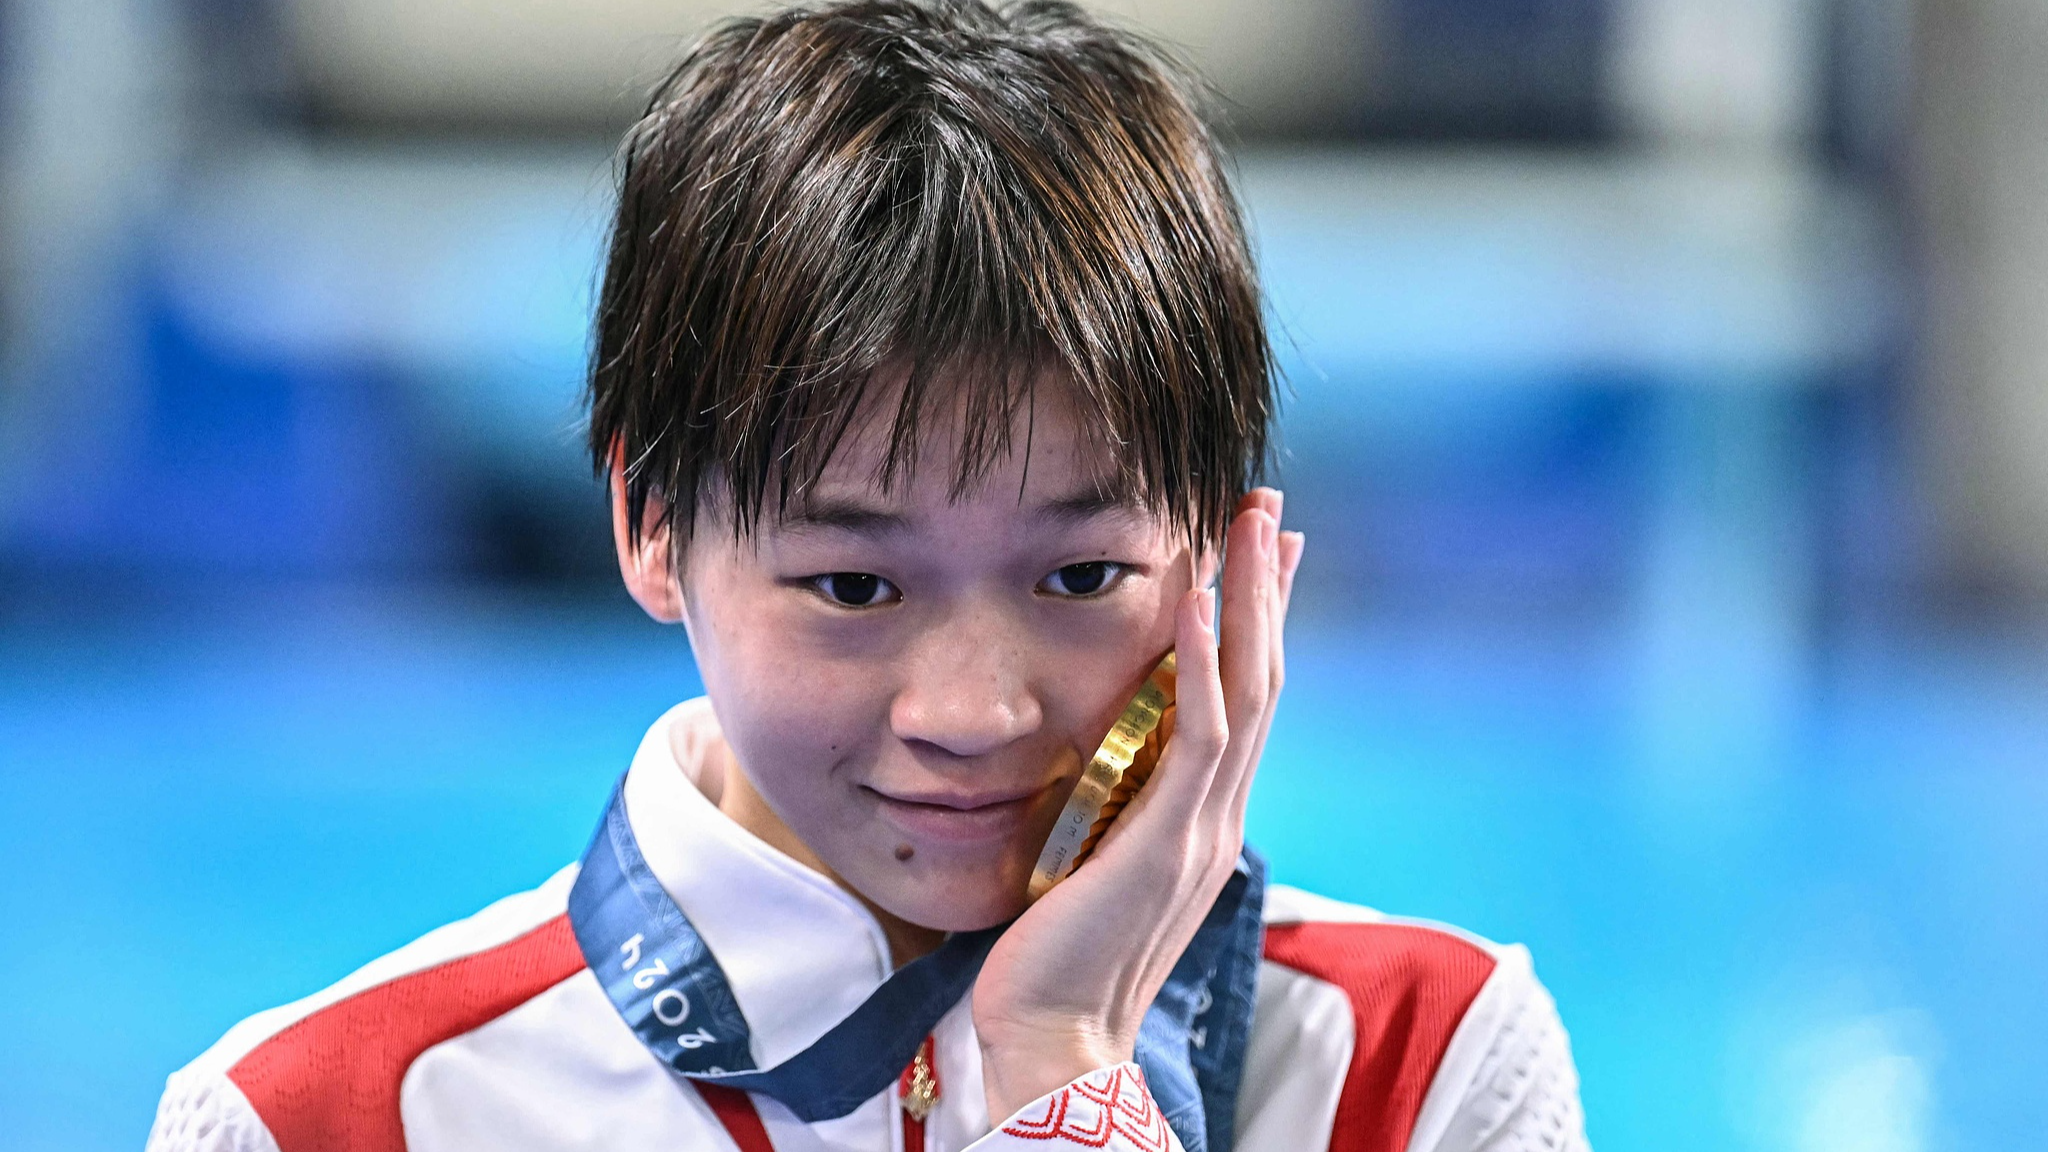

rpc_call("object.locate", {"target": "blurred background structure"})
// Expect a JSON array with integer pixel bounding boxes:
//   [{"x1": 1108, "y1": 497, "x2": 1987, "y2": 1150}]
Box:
[{"x1": 1, "y1": 1, "x2": 2043, "y2": 1149}]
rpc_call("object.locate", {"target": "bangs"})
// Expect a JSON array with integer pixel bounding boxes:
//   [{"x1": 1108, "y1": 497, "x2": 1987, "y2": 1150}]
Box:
[{"x1": 589, "y1": 0, "x2": 1271, "y2": 548}]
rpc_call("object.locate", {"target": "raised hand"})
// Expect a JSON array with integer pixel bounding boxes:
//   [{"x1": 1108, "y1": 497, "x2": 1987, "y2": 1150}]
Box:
[{"x1": 971, "y1": 488, "x2": 1305, "y2": 1121}]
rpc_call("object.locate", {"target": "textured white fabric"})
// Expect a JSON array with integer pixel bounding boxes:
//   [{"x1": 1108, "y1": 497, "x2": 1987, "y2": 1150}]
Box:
[
  {"x1": 401, "y1": 972, "x2": 722, "y2": 1152},
  {"x1": 147, "y1": 1073, "x2": 281, "y2": 1152},
  {"x1": 150, "y1": 702, "x2": 1589, "y2": 1152},
  {"x1": 1234, "y1": 959, "x2": 1353, "y2": 1151},
  {"x1": 919, "y1": 993, "x2": 995, "y2": 1151},
  {"x1": 975, "y1": 1064, "x2": 1186, "y2": 1152},
  {"x1": 1415, "y1": 953, "x2": 1587, "y2": 1152}
]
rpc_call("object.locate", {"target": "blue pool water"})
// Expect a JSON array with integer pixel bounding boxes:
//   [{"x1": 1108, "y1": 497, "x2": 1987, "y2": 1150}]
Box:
[{"x1": 0, "y1": 587, "x2": 2042, "y2": 1151}]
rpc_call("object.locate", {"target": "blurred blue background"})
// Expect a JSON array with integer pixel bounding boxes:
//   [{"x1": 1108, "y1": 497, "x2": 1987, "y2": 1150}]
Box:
[{"x1": 2, "y1": 0, "x2": 2044, "y2": 1149}]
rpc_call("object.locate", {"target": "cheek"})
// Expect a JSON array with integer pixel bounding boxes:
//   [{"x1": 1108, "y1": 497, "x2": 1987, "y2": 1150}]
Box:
[
  {"x1": 690, "y1": 588, "x2": 891, "y2": 800},
  {"x1": 1040, "y1": 590, "x2": 1184, "y2": 753}
]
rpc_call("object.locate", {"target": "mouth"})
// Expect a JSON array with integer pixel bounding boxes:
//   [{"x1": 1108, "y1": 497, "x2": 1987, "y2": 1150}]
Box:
[{"x1": 864, "y1": 780, "x2": 1061, "y2": 845}]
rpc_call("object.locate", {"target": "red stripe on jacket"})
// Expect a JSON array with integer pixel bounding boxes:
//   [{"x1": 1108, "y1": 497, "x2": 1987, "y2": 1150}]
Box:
[
  {"x1": 1263, "y1": 922, "x2": 1496, "y2": 1152},
  {"x1": 228, "y1": 914, "x2": 588, "y2": 1152}
]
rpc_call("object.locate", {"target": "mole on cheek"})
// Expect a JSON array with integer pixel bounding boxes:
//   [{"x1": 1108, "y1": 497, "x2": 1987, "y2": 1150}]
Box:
[{"x1": 894, "y1": 844, "x2": 915, "y2": 862}]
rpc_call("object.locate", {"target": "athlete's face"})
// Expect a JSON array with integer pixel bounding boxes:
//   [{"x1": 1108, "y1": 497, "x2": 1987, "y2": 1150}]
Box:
[{"x1": 615, "y1": 384, "x2": 1210, "y2": 940}]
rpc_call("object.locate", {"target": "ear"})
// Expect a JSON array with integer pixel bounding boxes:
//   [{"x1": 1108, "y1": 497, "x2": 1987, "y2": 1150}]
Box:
[{"x1": 609, "y1": 451, "x2": 686, "y2": 624}]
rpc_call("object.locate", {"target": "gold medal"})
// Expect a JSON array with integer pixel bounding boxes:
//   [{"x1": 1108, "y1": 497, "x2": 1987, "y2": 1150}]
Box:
[{"x1": 1026, "y1": 652, "x2": 1177, "y2": 901}]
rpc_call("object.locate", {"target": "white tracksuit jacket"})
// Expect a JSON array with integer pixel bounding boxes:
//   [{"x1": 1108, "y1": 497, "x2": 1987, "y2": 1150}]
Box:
[{"x1": 149, "y1": 701, "x2": 1589, "y2": 1152}]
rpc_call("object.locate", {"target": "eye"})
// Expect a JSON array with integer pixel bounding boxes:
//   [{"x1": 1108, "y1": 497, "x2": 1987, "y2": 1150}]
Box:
[
  {"x1": 809, "y1": 572, "x2": 900, "y2": 608},
  {"x1": 1038, "y1": 561, "x2": 1125, "y2": 598}
]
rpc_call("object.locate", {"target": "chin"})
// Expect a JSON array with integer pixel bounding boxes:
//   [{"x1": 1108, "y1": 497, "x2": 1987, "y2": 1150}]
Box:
[
  {"x1": 897, "y1": 890, "x2": 1029, "y2": 934},
  {"x1": 873, "y1": 855, "x2": 1035, "y2": 933}
]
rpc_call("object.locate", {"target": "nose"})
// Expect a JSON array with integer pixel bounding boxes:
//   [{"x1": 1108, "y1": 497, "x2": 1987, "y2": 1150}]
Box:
[{"x1": 889, "y1": 604, "x2": 1044, "y2": 758}]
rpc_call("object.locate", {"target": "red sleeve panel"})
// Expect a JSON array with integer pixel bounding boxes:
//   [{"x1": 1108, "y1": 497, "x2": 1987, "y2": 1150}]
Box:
[
  {"x1": 227, "y1": 914, "x2": 588, "y2": 1152},
  {"x1": 1262, "y1": 922, "x2": 1496, "y2": 1152}
]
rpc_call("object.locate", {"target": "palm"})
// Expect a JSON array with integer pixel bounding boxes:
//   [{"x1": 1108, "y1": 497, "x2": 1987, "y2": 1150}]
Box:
[{"x1": 969, "y1": 492, "x2": 1300, "y2": 1122}]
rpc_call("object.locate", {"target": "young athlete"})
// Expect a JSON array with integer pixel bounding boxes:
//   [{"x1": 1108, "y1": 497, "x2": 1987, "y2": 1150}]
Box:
[{"x1": 149, "y1": 3, "x2": 1589, "y2": 1150}]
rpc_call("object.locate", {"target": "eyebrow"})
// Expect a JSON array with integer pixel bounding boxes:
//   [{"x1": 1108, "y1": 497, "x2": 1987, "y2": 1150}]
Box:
[
  {"x1": 774, "y1": 500, "x2": 910, "y2": 539},
  {"x1": 1035, "y1": 488, "x2": 1144, "y2": 526},
  {"x1": 774, "y1": 485, "x2": 1142, "y2": 539}
]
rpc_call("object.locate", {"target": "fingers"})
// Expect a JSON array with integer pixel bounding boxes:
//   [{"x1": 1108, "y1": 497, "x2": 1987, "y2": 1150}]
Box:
[
  {"x1": 1269, "y1": 527, "x2": 1304, "y2": 713},
  {"x1": 1277, "y1": 531, "x2": 1305, "y2": 611},
  {"x1": 1121, "y1": 584, "x2": 1226, "y2": 831},
  {"x1": 1090, "y1": 490, "x2": 1302, "y2": 859},
  {"x1": 1231, "y1": 525, "x2": 1303, "y2": 824},
  {"x1": 1205, "y1": 491, "x2": 1279, "y2": 821},
  {"x1": 1216, "y1": 501, "x2": 1273, "y2": 743}
]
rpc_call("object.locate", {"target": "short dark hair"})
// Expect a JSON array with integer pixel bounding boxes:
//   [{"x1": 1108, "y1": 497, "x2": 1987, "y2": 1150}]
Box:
[{"x1": 587, "y1": 0, "x2": 1271, "y2": 550}]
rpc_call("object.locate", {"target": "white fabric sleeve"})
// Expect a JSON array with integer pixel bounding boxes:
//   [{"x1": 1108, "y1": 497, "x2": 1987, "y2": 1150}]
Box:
[
  {"x1": 967, "y1": 1062, "x2": 1187, "y2": 1152},
  {"x1": 145, "y1": 1070, "x2": 283, "y2": 1152},
  {"x1": 1408, "y1": 947, "x2": 1590, "y2": 1152}
]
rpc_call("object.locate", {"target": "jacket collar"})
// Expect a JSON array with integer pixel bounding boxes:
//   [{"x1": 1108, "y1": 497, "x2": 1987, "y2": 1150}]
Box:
[{"x1": 618, "y1": 699, "x2": 898, "y2": 1070}]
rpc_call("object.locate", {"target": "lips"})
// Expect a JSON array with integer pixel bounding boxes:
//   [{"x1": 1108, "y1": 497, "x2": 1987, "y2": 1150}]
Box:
[{"x1": 865, "y1": 781, "x2": 1057, "y2": 844}]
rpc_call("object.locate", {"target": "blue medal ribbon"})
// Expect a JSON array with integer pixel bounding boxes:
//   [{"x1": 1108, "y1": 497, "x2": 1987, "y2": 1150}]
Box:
[{"x1": 567, "y1": 778, "x2": 1264, "y2": 1152}]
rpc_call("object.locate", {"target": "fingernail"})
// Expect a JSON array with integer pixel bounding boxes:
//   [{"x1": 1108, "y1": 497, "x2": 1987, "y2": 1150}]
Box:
[
  {"x1": 1262, "y1": 514, "x2": 1278, "y2": 558},
  {"x1": 1196, "y1": 588, "x2": 1216, "y2": 632}
]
